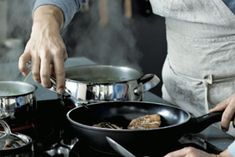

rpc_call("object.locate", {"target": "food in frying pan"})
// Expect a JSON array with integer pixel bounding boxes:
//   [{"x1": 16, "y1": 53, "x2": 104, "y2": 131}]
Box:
[
  {"x1": 93, "y1": 114, "x2": 161, "y2": 130},
  {"x1": 128, "y1": 114, "x2": 161, "y2": 129},
  {"x1": 93, "y1": 122, "x2": 122, "y2": 129}
]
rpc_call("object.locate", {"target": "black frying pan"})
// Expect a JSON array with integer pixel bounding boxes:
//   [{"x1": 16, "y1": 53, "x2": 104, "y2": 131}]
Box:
[{"x1": 67, "y1": 101, "x2": 222, "y2": 156}]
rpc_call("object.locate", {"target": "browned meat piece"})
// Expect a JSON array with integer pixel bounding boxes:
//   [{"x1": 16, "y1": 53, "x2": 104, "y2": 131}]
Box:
[
  {"x1": 128, "y1": 114, "x2": 161, "y2": 129},
  {"x1": 93, "y1": 122, "x2": 122, "y2": 129}
]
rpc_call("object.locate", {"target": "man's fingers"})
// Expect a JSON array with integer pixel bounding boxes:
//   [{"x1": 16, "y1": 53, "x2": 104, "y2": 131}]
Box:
[
  {"x1": 210, "y1": 95, "x2": 235, "y2": 130},
  {"x1": 221, "y1": 103, "x2": 235, "y2": 130},
  {"x1": 53, "y1": 51, "x2": 66, "y2": 94},
  {"x1": 31, "y1": 54, "x2": 41, "y2": 83},
  {"x1": 40, "y1": 54, "x2": 52, "y2": 88},
  {"x1": 164, "y1": 147, "x2": 191, "y2": 157},
  {"x1": 209, "y1": 100, "x2": 230, "y2": 131},
  {"x1": 18, "y1": 52, "x2": 31, "y2": 76},
  {"x1": 209, "y1": 101, "x2": 228, "y2": 112}
]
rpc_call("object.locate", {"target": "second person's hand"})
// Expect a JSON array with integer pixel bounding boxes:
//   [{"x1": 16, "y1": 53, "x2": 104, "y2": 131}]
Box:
[
  {"x1": 163, "y1": 146, "x2": 232, "y2": 157},
  {"x1": 18, "y1": 5, "x2": 67, "y2": 93}
]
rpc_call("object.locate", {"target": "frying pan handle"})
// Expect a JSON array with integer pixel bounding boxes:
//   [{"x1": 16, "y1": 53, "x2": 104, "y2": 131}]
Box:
[{"x1": 188, "y1": 111, "x2": 223, "y2": 134}]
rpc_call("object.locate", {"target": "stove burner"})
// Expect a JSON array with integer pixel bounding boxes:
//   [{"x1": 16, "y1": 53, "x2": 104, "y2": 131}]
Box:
[{"x1": 45, "y1": 138, "x2": 78, "y2": 157}]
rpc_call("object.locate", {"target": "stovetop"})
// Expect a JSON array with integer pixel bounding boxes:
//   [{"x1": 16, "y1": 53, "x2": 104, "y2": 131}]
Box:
[
  {"x1": 3, "y1": 97, "x2": 234, "y2": 157},
  {"x1": 8, "y1": 57, "x2": 232, "y2": 157}
]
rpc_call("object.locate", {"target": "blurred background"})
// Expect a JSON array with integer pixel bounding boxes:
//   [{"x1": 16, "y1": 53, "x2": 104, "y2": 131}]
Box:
[{"x1": 0, "y1": 0, "x2": 167, "y2": 96}]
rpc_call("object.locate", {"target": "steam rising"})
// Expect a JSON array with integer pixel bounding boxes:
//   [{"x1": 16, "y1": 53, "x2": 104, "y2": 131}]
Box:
[
  {"x1": 64, "y1": 0, "x2": 142, "y2": 71},
  {"x1": 0, "y1": 0, "x2": 142, "y2": 81},
  {"x1": 0, "y1": 0, "x2": 33, "y2": 81}
]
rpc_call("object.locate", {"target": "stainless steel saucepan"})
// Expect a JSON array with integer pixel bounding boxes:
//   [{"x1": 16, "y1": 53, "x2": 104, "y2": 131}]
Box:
[
  {"x1": 52, "y1": 65, "x2": 160, "y2": 103},
  {"x1": 0, "y1": 81, "x2": 36, "y2": 120}
]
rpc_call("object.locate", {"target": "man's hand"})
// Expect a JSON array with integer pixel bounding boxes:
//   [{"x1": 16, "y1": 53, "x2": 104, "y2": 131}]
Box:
[
  {"x1": 210, "y1": 93, "x2": 235, "y2": 131},
  {"x1": 18, "y1": 5, "x2": 67, "y2": 93},
  {"x1": 164, "y1": 146, "x2": 232, "y2": 157}
]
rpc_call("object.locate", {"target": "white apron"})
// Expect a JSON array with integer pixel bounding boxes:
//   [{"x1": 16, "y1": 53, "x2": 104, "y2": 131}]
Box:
[{"x1": 149, "y1": 0, "x2": 235, "y2": 118}]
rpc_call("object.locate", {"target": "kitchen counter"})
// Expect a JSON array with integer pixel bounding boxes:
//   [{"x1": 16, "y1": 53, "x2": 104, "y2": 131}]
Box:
[{"x1": 25, "y1": 57, "x2": 234, "y2": 153}]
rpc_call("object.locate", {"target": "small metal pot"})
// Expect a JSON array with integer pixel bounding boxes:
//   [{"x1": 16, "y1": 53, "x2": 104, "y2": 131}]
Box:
[
  {"x1": 0, "y1": 81, "x2": 37, "y2": 120},
  {"x1": 56, "y1": 65, "x2": 160, "y2": 103},
  {"x1": 0, "y1": 120, "x2": 33, "y2": 156}
]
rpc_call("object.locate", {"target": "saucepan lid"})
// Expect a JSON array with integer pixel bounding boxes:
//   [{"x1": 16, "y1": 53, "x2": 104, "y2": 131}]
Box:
[{"x1": 0, "y1": 120, "x2": 32, "y2": 154}]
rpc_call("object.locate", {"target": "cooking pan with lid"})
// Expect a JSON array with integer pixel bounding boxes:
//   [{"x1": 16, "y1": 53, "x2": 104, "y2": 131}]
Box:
[{"x1": 67, "y1": 101, "x2": 223, "y2": 156}]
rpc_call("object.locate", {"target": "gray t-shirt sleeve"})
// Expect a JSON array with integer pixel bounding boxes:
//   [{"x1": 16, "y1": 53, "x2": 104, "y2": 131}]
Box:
[{"x1": 33, "y1": 0, "x2": 81, "y2": 28}]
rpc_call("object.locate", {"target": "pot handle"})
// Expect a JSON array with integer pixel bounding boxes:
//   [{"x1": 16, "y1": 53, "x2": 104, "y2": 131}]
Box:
[
  {"x1": 0, "y1": 120, "x2": 12, "y2": 139},
  {"x1": 49, "y1": 77, "x2": 73, "y2": 97},
  {"x1": 137, "y1": 74, "x2": 160, "y2": 92},
  {"x1": 49, "y1": 77, "x2": 89, "y2": 108},
  {"x1": 187, "y1": 111, "x2": 223, "y2": 134}
]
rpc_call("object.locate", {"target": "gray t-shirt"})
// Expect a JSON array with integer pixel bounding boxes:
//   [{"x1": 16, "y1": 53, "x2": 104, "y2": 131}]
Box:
[{"x1": 33, "y1": 0, "x2": 81, "y2": 27}]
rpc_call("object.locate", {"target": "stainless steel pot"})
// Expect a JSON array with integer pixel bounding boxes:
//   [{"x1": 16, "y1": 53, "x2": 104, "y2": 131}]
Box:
[
  {"x1": 0, "y1": 81, "x2": 36, "y2": 120},
  {"x1": 54, "y1": 65, "x2": 160, "y2": 103},
  {"x1": 0, "y1": 120, "x2": 33, "y2": 156}
]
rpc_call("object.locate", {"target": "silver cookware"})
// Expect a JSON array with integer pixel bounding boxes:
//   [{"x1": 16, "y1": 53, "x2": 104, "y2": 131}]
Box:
[
  {"x1": 0, "y1": 120, "x2": 33, "y2": 156},
  {"x1": 0, "y1": 81, "x2": 36, "y2": 120},
  {"x1": 52, "y1": 65, "x2": 160, "y2": 103},
  {"x1": 106, "y1": 136, "x2": 136, "y2": 157}
]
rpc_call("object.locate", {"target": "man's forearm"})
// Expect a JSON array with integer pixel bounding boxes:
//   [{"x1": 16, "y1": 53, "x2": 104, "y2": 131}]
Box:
[
  {"x1": 33, "y1": 5, "x2": 64, "y2": 31},
  {"x1": 33, "y1": 0, "x2": 81, "y2": 28}
]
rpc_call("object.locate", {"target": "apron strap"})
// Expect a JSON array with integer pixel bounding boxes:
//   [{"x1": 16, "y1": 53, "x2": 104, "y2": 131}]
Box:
[{"x1": 203, "y1": 75, "x2": 213, "y2": 113}]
